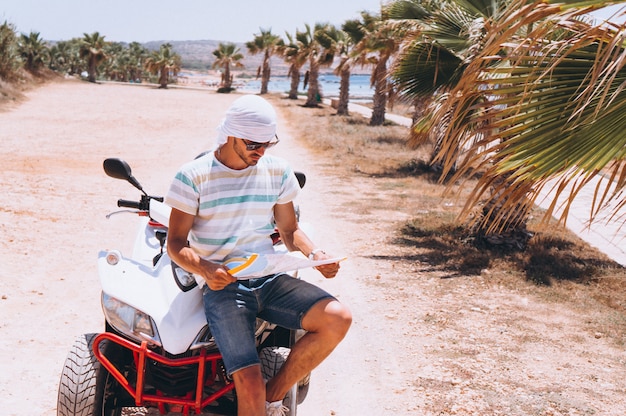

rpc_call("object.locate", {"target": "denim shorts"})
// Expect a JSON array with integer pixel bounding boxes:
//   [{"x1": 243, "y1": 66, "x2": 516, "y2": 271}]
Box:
[{"x1": 202, "y1": 273, "x2": 335, "y2": 376}]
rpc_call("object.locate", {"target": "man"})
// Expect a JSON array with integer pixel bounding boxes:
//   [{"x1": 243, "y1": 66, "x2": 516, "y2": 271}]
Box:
[{"x1": 165, "y1": 95, "x2": 352, "y2": 416}]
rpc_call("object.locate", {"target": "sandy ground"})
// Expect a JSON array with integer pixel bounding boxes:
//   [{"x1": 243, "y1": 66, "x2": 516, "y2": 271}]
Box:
[{"x1": 1, "y1": 79, "x2": 625, "y2": 416}]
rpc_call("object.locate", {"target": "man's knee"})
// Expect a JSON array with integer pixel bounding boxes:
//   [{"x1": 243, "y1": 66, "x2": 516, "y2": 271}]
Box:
[
  {"x1": 304, "y1": 299, "x2": 352, "y2": 339},
  {"x1": 328, "y1": 300, "x2": 352, "y2": 338}
]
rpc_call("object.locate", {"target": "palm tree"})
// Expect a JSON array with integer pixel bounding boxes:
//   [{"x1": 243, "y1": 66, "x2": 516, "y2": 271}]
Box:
[
  {"x1": 329, "y1": 29, "x2": 353, "y2": 115},
  {"x1": 388, "y1": 0, "x2": 490, "y2": 176},
  {"x1": 336, "y1": 19, "x2": 370, "y2": 115},
  {"x1": 387, "y1": 0, "x2": 537, "y2": 248},
  {"x1": 103, "y1": 42, "x2": 147, "y2": 82},
  {"x1": 298, "y1": 24, "x2": 321, "y2": 107},
  {"x1": 18, "y1": 31, "x2": 48, "y2": 72},
  {"x1": 278, "y1": 31, "x2": 308, "y2": 99},
  {"x1": 246, "y1": 28, "x2": 282, "y2": 94},
  {"x1": 49, "y1": 39, "x2": 82, "y2": 75},
  {"x1": 212, "y1": 42, "x2": 244, "y2": 92},
  {"x1": 0, "y1": 21, "x2": 22, "y2": 81},
  {"x1": 351, "y1": 10, "x2": 403, "y2": 125},
  {"x1": 389, "y1": 0, "x2": 492, "y2": 152},
  {"x1": 144, "y1": 43, "x2": 181, "y2": 88},
  {"x1": 384, "y1": 0, "x2": 432, "y2": 130},
  {"x1": 103, "y1": 42, "x2": 126, "y2": 81},
  {"x1": 79, "y1": 32, "x2": 107, "y2": 83},
  {"x1": 310, "y1": 24, "x2": 354, "y2": 115},
  {"x1": 127, "y1": 42, "x2": 148, "y2": 82},
  {"x1": 48, "y1": 40, "x2": 70, "y2": 74},
  {"x1": 300, "y1": 23, "x2": 338, "y2": 107},
  {"x1": 435, "y1": 0, "x2": 626, "y2": 237}
]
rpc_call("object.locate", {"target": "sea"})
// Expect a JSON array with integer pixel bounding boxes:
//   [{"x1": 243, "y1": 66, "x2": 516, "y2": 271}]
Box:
[{"x1": 237, "y1": 74, "x2": 374, "y2": 100}]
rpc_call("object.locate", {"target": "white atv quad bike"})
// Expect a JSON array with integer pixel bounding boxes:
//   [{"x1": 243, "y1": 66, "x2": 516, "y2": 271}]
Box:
[{"x1": 56, "y1": 158, "x2": 310, "y2": 416}]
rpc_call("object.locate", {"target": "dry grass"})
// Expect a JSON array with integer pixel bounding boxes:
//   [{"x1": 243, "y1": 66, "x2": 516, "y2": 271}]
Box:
[
  {"x1": 272, "y1": 94, "x2": 626, "y2": 345},
  {"x1": 274, "y1": 99, "x2": 423, "y2": 175},
  {"x1": 0, "y1": 78, "x2": 26, "y2": 109},
  {"x1": 0, "y1": 68, "x2": 61, "y2": 110}
]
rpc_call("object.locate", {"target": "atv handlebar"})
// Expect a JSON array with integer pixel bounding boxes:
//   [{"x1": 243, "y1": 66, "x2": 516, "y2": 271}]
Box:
[
  {"x1": 117, "y1": 199, "x2": 142, "y2": 210},
  {"x1": 117, "y1": 195, "x2": 164, "y2": 211}
]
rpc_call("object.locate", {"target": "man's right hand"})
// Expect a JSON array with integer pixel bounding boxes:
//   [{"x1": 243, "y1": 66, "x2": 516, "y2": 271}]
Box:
[
  {"x1": 201, "y1": 261, "x2": 237, "y2": 291},
  {"x1": 167, "y1": 208, "x2": 237, "y2": 291}
]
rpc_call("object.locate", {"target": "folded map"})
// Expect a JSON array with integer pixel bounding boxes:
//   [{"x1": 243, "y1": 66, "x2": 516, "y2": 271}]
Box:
[{"x1": 224, "y1": 252, "x2": 347, "y2": 279}]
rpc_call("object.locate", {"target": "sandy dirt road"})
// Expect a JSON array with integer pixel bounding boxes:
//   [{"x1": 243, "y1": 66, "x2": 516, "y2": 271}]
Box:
[{"x1": 0, "y1": 79, "x2": 397, "y2": 416}]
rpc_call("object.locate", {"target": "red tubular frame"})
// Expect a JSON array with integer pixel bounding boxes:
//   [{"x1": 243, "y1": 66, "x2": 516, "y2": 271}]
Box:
[{"x1": 93, "y1": 332, "x2": 235, "y2": 415}]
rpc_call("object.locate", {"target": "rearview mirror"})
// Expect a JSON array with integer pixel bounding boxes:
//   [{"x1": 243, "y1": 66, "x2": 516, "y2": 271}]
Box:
[
  {"x1": 103, "y1": 158, "x2": 144, "y2": 193},
  {"x1": 103, "y1": 158, "x2": 133, "y2": 181}
]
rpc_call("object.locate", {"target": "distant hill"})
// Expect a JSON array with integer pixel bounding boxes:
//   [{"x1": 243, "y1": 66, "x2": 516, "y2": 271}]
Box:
[
  {"x1": 142, "y1": 39, "x2": 371, "y2": 77},
  {"x1": 143, "y1": 40, "x2": 290, "y2": 76}
]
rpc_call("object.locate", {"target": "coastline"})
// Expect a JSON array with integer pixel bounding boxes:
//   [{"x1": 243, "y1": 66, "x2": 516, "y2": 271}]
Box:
[{"x1": 173, "y1": 71, "x2": 376, "y2": 100}]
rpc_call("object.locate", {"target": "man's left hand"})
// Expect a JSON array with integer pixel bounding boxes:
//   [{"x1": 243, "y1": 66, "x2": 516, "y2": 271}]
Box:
[{"x1": 314, "y1": 252, "x2": 340, "y2": 279}]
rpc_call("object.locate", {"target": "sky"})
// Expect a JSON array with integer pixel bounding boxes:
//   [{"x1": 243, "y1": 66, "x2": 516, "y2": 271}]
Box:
[
  {"x1": 2, "y1": 1, "x2": 624, "y2": 44},
  {"x1": 0, "y1": 0, "x2": 385, "y2": 43}
]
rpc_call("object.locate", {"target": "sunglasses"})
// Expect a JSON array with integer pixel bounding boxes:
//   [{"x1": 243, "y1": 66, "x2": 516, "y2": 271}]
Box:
[{"x1": 241, "y1": 136, "x2": 280, "y2": 151}]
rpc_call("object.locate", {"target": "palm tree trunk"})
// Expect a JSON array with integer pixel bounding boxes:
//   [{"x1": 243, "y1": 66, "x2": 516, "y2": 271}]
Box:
[
  {"x1": 158, "y1": 67, "x2": 168, "y2": 88},
  {"x1": 261, "y1": 50, "x2": 271, "y2": 94},
  {"x1": 305, "y1": 59, "x2": 321, "y2": 107},
  {"x1": 223, "y1": 64, "x2": 232, "y2": 89},
  {"x1": 369, "y1": 59, "x2": 388, "y2": 126},
  {"x1": 288, "y1": 65, "x2": 300, "y2": 100},
  {"x1": 337, "y1": 65, "x2": 351, "y2": 115},
  {"x1": 474, "y1": 174, "x2": 532, "y2": 250},
  {"x1": 88, "y1": 57, "x2": 97, "y2": 83}
]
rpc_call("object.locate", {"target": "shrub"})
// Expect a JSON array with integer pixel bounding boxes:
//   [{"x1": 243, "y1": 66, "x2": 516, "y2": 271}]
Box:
[{"x1": 0, "y1": 21, "x2": 23, "y2": 81}]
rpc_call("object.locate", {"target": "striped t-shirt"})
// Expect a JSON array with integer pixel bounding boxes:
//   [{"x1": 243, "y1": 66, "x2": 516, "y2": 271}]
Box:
[{"x1": 165, "y1": 152, "x2": 301, "y2": 262}]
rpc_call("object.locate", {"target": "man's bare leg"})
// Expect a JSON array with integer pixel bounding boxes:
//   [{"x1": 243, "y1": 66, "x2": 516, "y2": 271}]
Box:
[
  {"x1": 232, "y1": 365, "x2": 265, "y2": 416},
  {"x1": 265, "y1": 299, "x2": 352, "y2": 402}
]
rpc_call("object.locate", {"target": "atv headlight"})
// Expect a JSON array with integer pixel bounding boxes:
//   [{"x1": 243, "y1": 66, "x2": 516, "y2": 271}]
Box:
[
  {"x1": 102, "y1": 293, "x2": 161, "y2": 346},
  {"x1": 172, "y1": 262, "x2": 198, "y2": 292}
]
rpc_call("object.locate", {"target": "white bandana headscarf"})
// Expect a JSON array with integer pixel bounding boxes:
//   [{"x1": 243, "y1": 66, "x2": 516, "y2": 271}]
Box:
[{"x1": 216, "y1": 95, "x2": 277, "y2": 146}]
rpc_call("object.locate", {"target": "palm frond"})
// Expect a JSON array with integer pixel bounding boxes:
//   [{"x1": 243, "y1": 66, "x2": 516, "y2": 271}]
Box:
[
  {"x1": 393, "y1": 41, "x2": 464, "y2": 96},
  {"x1": 440, "y1": 0, "x2": 626, "y2": 230}
]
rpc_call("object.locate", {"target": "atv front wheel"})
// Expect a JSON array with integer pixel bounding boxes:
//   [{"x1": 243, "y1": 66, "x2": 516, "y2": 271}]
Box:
[{"x1": 57, "y1": 333, "x2": 127, "y2": 416}]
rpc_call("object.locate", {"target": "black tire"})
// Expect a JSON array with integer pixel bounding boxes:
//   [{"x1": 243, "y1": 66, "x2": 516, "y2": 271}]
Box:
[
  {"x1": 57, "y1": 333, "x2": 125, "y2": 416},
  {"x1": 259, "y1": 347, "x2": 311, "y2": 416}
]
